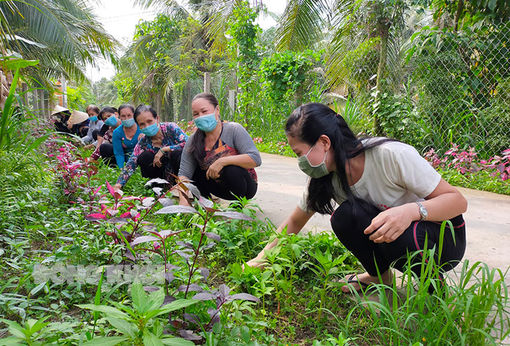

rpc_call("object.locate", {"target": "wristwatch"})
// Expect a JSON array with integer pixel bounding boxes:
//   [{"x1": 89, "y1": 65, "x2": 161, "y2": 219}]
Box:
[{"x1": 416, "y1": 201, "x2": 428, "y2": 221}]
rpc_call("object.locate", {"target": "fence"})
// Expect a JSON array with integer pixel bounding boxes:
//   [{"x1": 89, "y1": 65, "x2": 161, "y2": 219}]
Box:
[
  {"x1": 399, "y1": 22, "x2": 510, "y2": 157},
  {"x1": 19, "y1": 22, "x2": 509, "y2": 158},
  {"x1": 319, "y1": 21, "x2": 510, "y2": 157}
]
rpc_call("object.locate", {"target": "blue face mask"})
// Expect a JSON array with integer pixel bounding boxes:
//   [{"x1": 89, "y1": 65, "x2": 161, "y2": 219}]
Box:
[
  {"x1": 194, "y1": 113, "x2": 218, "y2": 132},
  {"x1": 140, "y1": 123, "x2": 159, "y2": 137},
  {"x1": 122, "y1": 118, "x2": 135, "y2": 128},
  {"x1": 104, "y1": 116, "x2": 118, "y2": 127},
  {"x1": 89, "y1": 115, "x2": 98, "y2": 122}
]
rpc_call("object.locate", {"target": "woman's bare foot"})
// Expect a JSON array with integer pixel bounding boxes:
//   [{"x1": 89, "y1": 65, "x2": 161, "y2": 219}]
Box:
[{"x1": 340, "y1": 270, "x2": 392, "y2": 293}]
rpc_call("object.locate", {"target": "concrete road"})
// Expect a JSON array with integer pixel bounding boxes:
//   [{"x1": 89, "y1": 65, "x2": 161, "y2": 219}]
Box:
[{"x1": 252, "y1": 152, "x2": 510, "y2": 274}]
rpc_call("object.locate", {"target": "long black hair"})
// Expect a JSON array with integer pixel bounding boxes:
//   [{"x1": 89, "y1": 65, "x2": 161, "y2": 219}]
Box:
[
  {"x1": 286, "y1": 103, "x2": 390, "y2": 214},
  {"x1": 188, "y1": 93, "x2": 219, "y2": 164}
]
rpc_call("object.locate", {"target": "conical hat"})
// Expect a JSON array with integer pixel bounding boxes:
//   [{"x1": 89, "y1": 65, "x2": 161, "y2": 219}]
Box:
[
  {"x1": 68, "y1": 110, "x2": 89, "y2": 125},
  {"x1": 51, "y1": 105, "x2": 69, "y2": 115}
]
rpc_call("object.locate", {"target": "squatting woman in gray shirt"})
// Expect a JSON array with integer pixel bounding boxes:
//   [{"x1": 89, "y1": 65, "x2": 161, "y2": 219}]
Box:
[{"x1": 178, "y1": 93, "x2": 262, "y2": 204}]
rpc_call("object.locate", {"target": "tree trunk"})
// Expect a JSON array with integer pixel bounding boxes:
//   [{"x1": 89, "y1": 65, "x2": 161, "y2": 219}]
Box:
[
  {"x1": 454, "y1": 0, "x2": 464, "y2": 32},
  {"x1": 374, "y1": 18, "x2": 390, "y2": 136},
  {"x1": 155, "y1": 93, "x2": 162, "y2": 121},
  {"x1": 167, "y1": 87, "x2": 175, "y2": 122},
  {"x1": 178, "y1": 80, "x2": 191, "y2": 121},
  {"x1": 0, "y1": 69, "x2": 9, "y2": 109}
]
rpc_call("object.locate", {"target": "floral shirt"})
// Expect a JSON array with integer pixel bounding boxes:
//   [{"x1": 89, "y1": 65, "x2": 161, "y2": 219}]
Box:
[
  {"x1": 90, "y1": 127, "x2": 113, "y2": 161},
  {"x1": 116, "y1": 122, "x2": 188, "y2": 187}
]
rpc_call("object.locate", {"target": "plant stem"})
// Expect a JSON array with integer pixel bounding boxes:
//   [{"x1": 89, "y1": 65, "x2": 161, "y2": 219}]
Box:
[
  {"x1": 184, "y1": 214, "x2": 208, "y2": 299},
  {"x1": 129, "y1": 189, "x2": 171, "y2": 238}
]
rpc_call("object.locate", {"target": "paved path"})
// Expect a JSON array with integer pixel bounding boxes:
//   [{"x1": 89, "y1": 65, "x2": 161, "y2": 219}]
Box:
[{"x1": 252, "y1": 152, "x2": 510, "y2": 275}]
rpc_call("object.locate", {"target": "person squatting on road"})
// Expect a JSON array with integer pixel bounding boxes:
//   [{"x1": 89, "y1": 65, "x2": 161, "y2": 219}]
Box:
[
  {"x1": 178, "y1": 93, "x2": 261, "y2": 205},
  {"x1": 247, "y1": 103, "x2": 467, "y2": 293}
]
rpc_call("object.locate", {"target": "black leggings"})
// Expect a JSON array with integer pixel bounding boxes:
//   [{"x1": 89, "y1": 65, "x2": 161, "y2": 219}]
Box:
[
  {"x1": 137, "y1": 149, "x2": 182, "y2": 183},
  {"x1": 192, "y1": 165, "x2": 257, "y2": 201},
  {"x1": 331, "y1": 198, "x2": 466, "y2": 277},
  {"x1": 99, "y1": 143, "x2": 115, "y2": 166}
]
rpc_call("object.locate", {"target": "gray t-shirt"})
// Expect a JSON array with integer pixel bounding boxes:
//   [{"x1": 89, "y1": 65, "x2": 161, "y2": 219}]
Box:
[
  {"x1": 178, "y1": 122, "x2": 262, "y2": 178},
  {"x1": 299, "y1": 140, "x2": 441, "y2": 212},
  {"x1": 82, "y1": 120, "x2": 104, "y2": 145}
]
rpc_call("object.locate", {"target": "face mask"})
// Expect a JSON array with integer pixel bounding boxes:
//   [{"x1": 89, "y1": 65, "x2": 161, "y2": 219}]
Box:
[
  {"x1": 194, "y1": 113, "x2": 218, "y2": 132},
  {"x1": 89, "y1": 115, "x2": 98, "y2": 122},
  {"x1": 104, "y1": 116, "x2": 118, "y2": 127},
  {"x1": 297, "y1": 144, "x2": 330, "y2": 179},
  {"x1": 140, "y1": 123, "x2": 159, "y2": 137},
  {"x1": 122, "y1": 118, "x2": 135, "y2": 128}
]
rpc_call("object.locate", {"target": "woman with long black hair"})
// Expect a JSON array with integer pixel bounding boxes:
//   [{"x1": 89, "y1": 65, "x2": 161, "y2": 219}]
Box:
[
  {"x1": 178, "y1": 93, "x2": 261, "y2": 204},
  {"x1": 247, "y1": 103, "x2": 467, "y2": 292}
]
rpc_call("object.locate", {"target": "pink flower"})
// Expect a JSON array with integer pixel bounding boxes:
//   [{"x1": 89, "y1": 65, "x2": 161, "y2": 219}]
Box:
[{"x1": 153, "y1": 242, "x2": 161, "y2": 250}]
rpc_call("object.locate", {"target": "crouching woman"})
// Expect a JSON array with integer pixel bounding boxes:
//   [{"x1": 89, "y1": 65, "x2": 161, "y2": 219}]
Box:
[
  {"x1": 114, "y1": 105, "x2": 187, "y2": 190},
  {"x1": 178, "y1": 93, "x2": 261, "y2": 204},
  {"x1": 247, "y1": 103, "x2": 466, "y2": 293}
]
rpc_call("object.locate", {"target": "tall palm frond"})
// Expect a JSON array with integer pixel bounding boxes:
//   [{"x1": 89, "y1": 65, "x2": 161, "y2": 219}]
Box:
[
  {"x1": 0, "y1": 1, "x2": 21, "y2": 53},
  {"x1": 203, "y1": 0, "x2": 241, "y2": 55},
  {"x1": 132, "y1": 0, "x2": 190, "y2": 18},
  {"x1": 276, "y1": 0, "x2": 330, "y2": 51},
  {"x1": 0, "y1": 0, "x2": 118, "y2": 85}
]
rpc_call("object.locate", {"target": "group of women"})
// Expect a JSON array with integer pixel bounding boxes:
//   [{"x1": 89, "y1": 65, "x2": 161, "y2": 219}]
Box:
[
  {"x1": 52, "y1": 93, "x2": 467, "y2": 293},
  {"x1": 52, "y1": 93, "x2": 262, "y2": 205}
]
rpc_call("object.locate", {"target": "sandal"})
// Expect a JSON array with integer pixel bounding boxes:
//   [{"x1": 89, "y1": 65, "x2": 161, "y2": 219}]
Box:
[{"x1": 342, "y1": 274, "x2": 373, "y2": 293}]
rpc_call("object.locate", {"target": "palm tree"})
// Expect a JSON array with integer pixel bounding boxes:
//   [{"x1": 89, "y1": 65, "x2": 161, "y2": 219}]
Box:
[
  {"x1": 120, "y1": 0, "x2": 238, "y2": 119},
  {"x1": 0, "y1": 0, "x2": 118, "y2": 88},
  {"x1": 276, "y1": 0, "x2": 420, "y2": 134}
]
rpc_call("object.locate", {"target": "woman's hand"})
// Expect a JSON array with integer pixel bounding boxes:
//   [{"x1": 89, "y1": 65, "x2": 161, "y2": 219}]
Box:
[
  {"x1": 364, "y1": 179, "x2": 468, "y2": 244},
  {"x1": 363, "y1": 203, "x2": 417, "y2": 243},
  {"x1": 153, "y1": 149, "x2": 165, "y2": 167},
  {"x1": 206, "y1": 158, "x2": 224, "y2": 180},
  {"x1": 245, "y1": 207, "x2": 313, "y2": 270},
  {"x1": 245, "y1": 254, "x2": 267, "y2": 269},
  {"x1": 113, "y1": 183, "x2": 123, "y2": 192}
]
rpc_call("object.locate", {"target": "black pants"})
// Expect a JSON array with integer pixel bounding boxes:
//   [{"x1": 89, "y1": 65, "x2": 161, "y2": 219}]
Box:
[
  {"x1": 78, "y1": 126, "x2": 89, "y2": 138},
  {"x1": 192, "y1": 165, "x2": 257, "y2": 201},
  {"x1": 137, "y1": 149, "x2": 182, "y2": 183},
  {"x1": 99, "y1": 143, "x2": 115, "y2": 166},
  {"x1": 330, "y1": 198, "x2": 466, "y2": 277}
]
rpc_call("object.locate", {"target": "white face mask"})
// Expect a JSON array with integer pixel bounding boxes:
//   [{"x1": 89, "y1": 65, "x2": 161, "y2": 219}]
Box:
[{"x1": 297, "y1": 144, "x2": 329, "y2": 178}]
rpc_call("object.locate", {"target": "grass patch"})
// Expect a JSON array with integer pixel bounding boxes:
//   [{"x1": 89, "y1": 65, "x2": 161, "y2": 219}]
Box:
[{"x1": 0, "y1": 136, "x2": 508, "y2": 344}]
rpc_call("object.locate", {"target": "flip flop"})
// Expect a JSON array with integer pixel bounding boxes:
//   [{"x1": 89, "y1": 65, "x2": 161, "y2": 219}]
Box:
[{"x1": 343, "y1": 274, "x2": 373, "y2": 293}]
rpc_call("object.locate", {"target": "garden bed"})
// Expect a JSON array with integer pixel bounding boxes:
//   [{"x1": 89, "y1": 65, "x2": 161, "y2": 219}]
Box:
[{"x1": 0, "y1": 140, "x2": 508, "y2": 345}]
